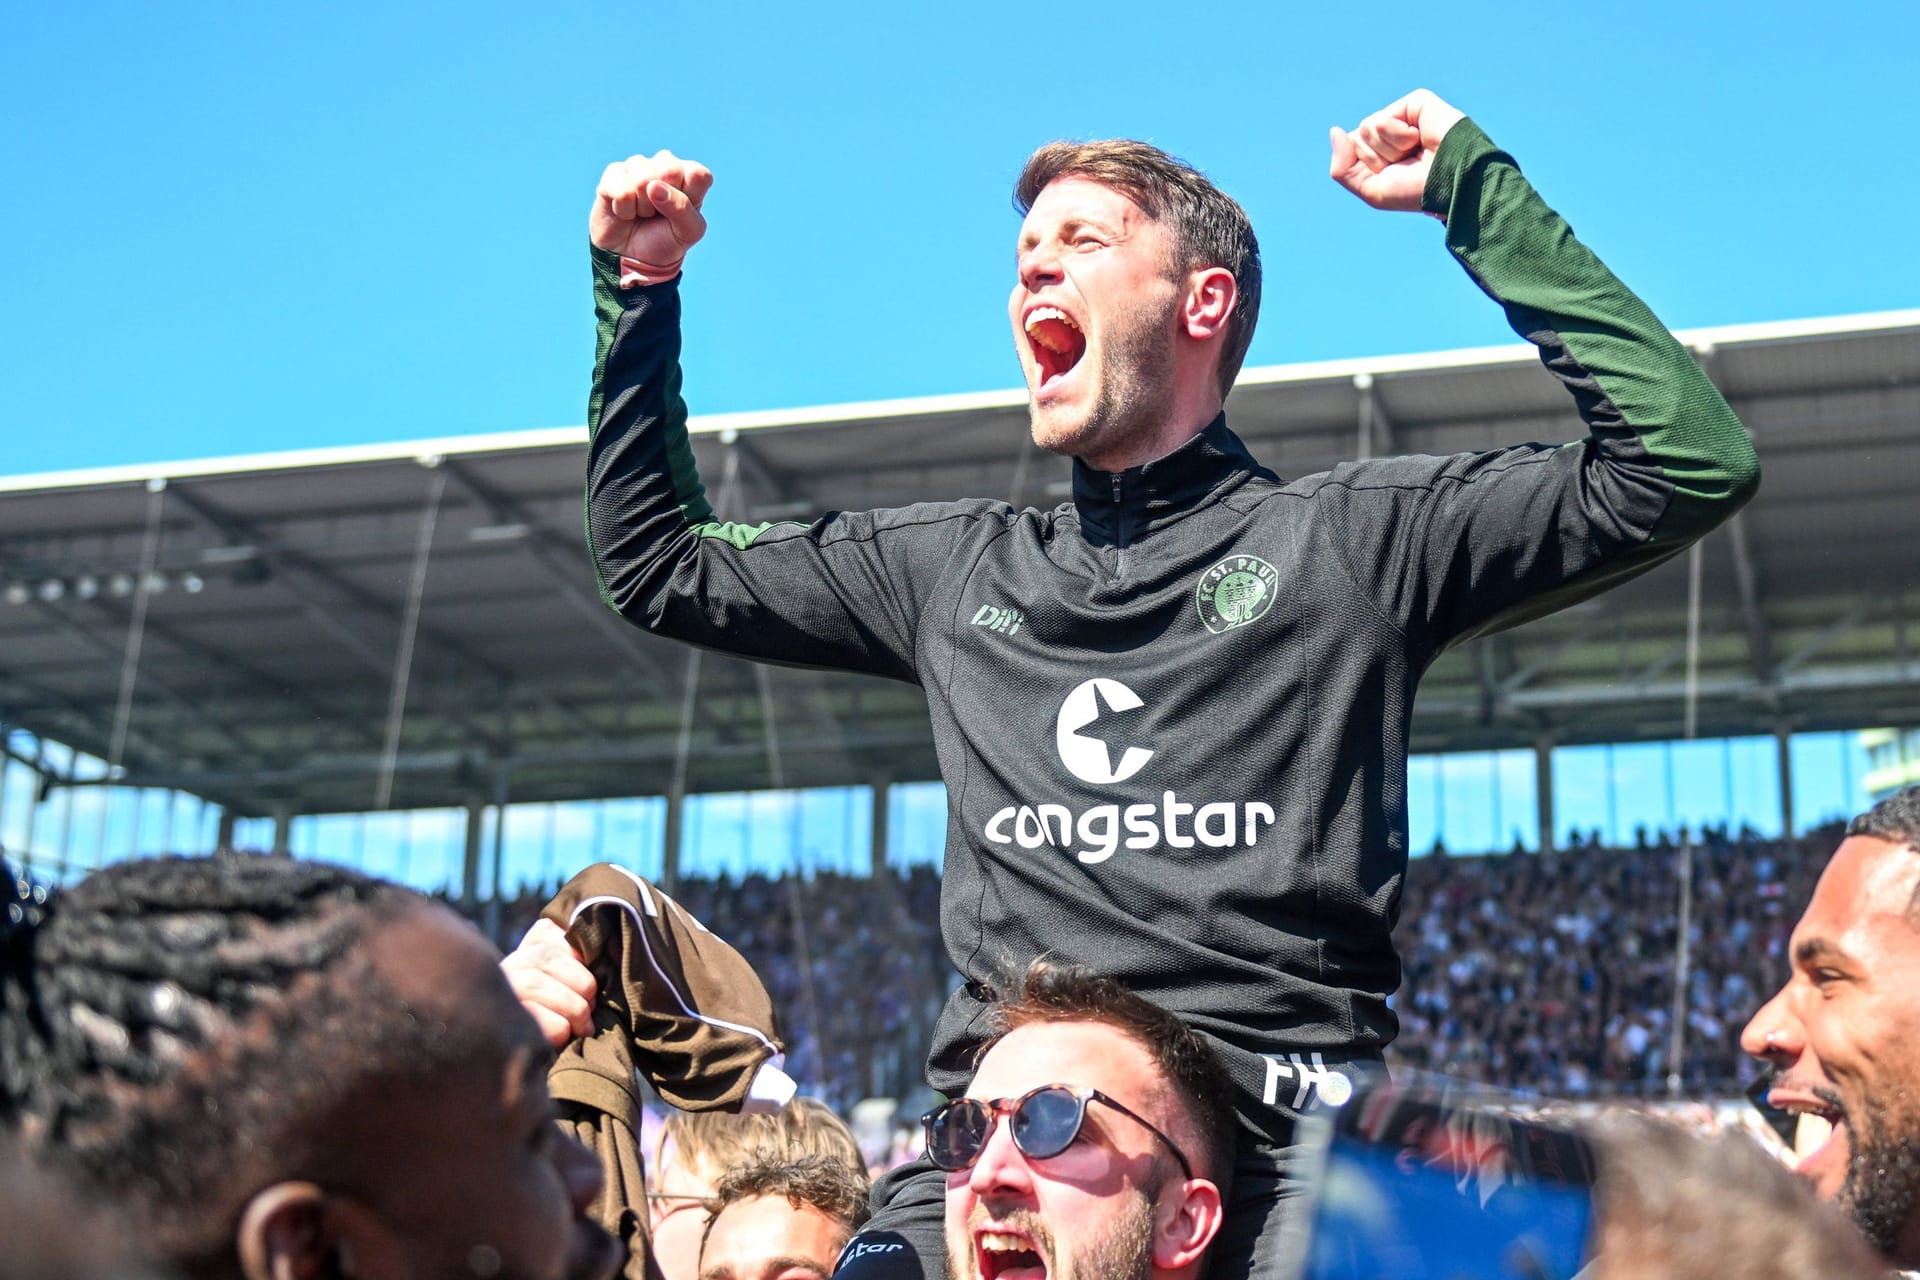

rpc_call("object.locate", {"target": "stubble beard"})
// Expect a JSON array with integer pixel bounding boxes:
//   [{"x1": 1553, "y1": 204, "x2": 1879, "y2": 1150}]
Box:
[
  {"x1": 949, "y1": 1190, "x2": 1157, "y2": 1280},
  {"x1": 1838, "y1": 1084, "x2": 1920, "y2": 1260},
  {"x1": 1028, "y1": 297, "x2": 1178, "y2": 467}
]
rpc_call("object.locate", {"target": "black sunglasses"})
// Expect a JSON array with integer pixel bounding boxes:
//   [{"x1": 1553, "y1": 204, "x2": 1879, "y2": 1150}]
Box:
[{"x1": 921, "y1": 1083, "x2": 1194, "y2": 1180}]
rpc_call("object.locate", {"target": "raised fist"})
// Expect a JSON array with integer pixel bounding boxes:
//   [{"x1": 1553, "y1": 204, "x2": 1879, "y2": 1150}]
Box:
[
  {"x1": 1329, "y1": 89, "x2": 1467, "y2": 214},
  {"x1": 591, "y1": 150, "x2": 714, "y2": 283}
]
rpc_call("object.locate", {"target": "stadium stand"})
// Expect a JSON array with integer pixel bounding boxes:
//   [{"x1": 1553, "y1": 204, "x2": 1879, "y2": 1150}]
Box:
[{"x1": 466, "y1": 828, "x2": 1825, "y2": 1110}]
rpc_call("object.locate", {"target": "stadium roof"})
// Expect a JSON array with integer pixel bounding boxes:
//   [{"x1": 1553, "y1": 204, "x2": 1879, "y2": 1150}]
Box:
[{"x1": 2, "y1": 310, "x2": 1916, "y2": 818}]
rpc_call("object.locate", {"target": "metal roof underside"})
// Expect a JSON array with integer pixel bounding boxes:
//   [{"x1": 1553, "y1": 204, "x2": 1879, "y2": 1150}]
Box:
[{"x1": 1, "y1": 311, "x2": 1915, "y2": 818}]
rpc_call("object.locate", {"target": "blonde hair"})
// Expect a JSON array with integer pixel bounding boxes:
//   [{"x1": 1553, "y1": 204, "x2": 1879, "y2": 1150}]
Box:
[{"x1": 657, "y1": 1098, "x2": 864, "y2": 1184}]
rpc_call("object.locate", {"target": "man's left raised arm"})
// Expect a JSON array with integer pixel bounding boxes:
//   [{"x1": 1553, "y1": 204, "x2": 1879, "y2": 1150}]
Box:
[{"x1": 1327, "y1": 90, "x2": 1760, "y2": 649}]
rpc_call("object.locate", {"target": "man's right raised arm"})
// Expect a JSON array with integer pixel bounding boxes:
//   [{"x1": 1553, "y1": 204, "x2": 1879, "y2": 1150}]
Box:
[{"x1": 583, "y1": 152, "x2": 970, "y2": 682}]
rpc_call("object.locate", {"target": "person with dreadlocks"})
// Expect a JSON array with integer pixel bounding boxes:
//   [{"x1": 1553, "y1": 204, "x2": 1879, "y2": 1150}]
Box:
[{"x1": 0, "y1": 851, "x2": 622, "y2": 1280}]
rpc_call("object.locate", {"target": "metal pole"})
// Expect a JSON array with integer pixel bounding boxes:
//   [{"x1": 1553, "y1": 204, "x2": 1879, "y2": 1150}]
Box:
[
  {"x1": 1355, "y1": 373, "x2": 1376, "y2": 461},
  {"x1": 870, "y1": 778, "x2": 890, "y2": 875},
  {"x1": 108, "y1": 478, "x2": 168, "y2": 772},
  {"x1": 1777, "y1": 726, "x2": 1796, "y2": 836},
  {"x1": 1535, "y1": 739, "x2": 1556, "y2": 854},
  {"x1": 1667, "y1": 542, "x2": 1704, "y2": 1098},
  {"x1": 375, "y1": 462, "x2": 446, "y2": 811},
  {"x1": 56, "y1": 754, "x2": 78, "y2": 871},
  {"x1": 22, "y1": 737, "x2": 44, "y2": 864},
  {"x1": 1668, "y1": 837, "x2": 1695, "y2": 1097},
  {"x1": 662, "y1": 785, "x2": 685, "y2": 893},
  {"x1": 487, "y1": 761, "x2": 510, "y2": 942},
  {"x1": 461, "y1": 798, "x2": 484, "y2": 906}
]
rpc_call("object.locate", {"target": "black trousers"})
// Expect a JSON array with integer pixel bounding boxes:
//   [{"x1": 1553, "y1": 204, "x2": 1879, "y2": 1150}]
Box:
[{"x1": 833, "y1": 1122, "x2": 1315, "y2": 1280}]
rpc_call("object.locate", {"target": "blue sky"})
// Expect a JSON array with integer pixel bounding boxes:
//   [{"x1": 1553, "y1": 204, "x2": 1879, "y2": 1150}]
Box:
[{"x1": 5, "y1": 0, "x2": 1916, "y2": 475}]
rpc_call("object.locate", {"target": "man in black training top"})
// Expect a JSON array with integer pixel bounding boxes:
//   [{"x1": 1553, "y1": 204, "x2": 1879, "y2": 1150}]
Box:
[{"x1": 581, "y1": 90, "x2": 1758, "y2": 1278}]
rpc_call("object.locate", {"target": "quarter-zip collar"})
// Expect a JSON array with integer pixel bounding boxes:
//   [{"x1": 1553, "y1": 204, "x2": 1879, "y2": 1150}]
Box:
[{"x1": 1071, "y1": 413, "x2": 1265, "y2": 547}]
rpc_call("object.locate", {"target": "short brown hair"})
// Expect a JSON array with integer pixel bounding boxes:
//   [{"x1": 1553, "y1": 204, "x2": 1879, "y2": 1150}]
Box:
[
  {"x1": 1015, "y1": 140, "x2": 1262, "y2": 397},
  {"x1": 700, "y1": 1153, "x2": 871, "y2": 1256},
  {"x1": 977, "y1": 959, "x2": 1237, "y2": 1190}
]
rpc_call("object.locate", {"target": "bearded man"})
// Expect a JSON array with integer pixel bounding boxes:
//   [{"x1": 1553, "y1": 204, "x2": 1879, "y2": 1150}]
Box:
[{"x1": 1743, "y1": 786, "x2": 1920, "y2": 1267}]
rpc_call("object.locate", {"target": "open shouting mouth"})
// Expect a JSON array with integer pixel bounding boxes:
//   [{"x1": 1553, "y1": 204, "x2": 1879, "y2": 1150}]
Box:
[
  {"x1": 1769, "y1": 1083, "x2": 1849, "y2": 1189},
  {"x1": 1024, "y1": 305, "x2": 1086, "y2": 394},
  {"x1": 975, "y1": 1227, "x2": 1049, "y2": 1280}
]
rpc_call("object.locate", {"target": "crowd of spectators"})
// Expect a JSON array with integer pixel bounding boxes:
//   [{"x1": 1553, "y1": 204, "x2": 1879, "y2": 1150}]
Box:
[
  {"x1": 474, "y1": 825, "x2": 1834, "y2": 1107},
  {"x1": 1390, "y1": 825, "x2": 1833, "y2": 1094}
]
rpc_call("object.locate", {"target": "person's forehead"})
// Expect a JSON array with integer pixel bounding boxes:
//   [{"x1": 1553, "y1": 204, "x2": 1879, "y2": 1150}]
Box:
[
  {"x1": 1805, "y1": 837, "x2": 1920, "y2": 928},
  {"x1": 1019, "y1": 177, "x2": 1151, "y2": 237},
  {"x1": 703, "y1": 1196, "x2": 844, "y2": 1270},
  {"x1": 1796, "y1": 836, "x2": 1920, "y2": 955},
  {"x1": 971, "y1": 1020, "x2": 1159, "y2": 1104}
]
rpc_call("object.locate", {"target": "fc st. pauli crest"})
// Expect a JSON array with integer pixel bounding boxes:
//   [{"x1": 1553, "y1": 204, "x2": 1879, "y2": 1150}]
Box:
[{"x1": 1196, "y1": 554, "x2": 1278, "y2": 634}]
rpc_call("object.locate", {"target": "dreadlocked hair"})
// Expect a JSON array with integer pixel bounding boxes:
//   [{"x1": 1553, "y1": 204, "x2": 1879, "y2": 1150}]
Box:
[{"x1": 0, "y1": 852, "x2": 449, "y2": 1275}]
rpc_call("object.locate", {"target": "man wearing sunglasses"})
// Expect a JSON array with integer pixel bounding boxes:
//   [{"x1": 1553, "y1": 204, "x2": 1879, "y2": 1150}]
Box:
[{"x1": 886, "y1": 961, "x2": 1236, "y2": 1280}]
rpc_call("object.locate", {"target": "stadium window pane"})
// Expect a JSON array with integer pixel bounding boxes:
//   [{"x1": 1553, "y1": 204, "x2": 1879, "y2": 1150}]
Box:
[
  {"x1": 300, "y1": 814, "x2": 354, "y2": 865},
  {"x1": 232, "y1": 816, "x2": 274, "y2": 851},
  {"x1": 1661, "y1": 739, "x2": 1720, "y2": 840},
  {"x1": 600, "y1": 797, "x2": 666, "y2": 882},
  {"x1": 355, "y1": 812, "x2": 410, "y2": 885},
  {"x1": 0, "y1": 750, "x2": 33, "y2": 854},
  {"x1": 539, "y1": 802, "x2": 568, "y2": 886},
  {"x1": 796, "y1": 786, "x2": 870, "y2": 877},
  {"x1": 1552, "y1": 744, "x2": 1615, "y2": 847},
  {"x1": 1406, "y1": 756, "x2": 1440, "y2": 856},
  {"x1": 684, "y1": 791, "x2": 749, "y2": 879},
  {"x1": 886, "y1": 782, "x2": 948, "y2": 870},
  {"x1": 1495, "y1": 749, "x2": 1540, "y2": 851},
  {"x1": 1725, "y1": 737, "x2": 1785, "y2": 838},
  {"x1": 526, "y1": 799, "x2": 619, "y2": 892},
  {"x1": 1791, "y1": 731, "x2": 1879, "y2": 832},
  {"x1": 1409, "y1": 749, "x2": 1538, "y2": 856},
  {"x1": 1603, "y1": 742, "x2": 1670, "y2": 845},
  {"x1": 134, "y1": 789, "x2": 170, "y2": 856},
  {"x1": 499, "y1": 803, "x2": 555, "y2": 897},
  {"x1": 1441, "y1": 753, "x2": 1500, "y2": 853}
]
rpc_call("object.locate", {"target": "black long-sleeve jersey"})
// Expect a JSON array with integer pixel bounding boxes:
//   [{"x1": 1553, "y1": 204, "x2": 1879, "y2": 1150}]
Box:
[{"x1": 584, "y1": 120, "x2": 1758, "y2": 1131}]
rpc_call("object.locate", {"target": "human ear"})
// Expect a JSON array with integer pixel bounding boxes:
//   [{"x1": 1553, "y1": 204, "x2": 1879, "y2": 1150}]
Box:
[
  {"x1": 238, "y1": 1185, "x2": 398, "y2": 1280},
  {"x1": 1181, "y1": 269, "x2": 1236, "y2": 342},
  {"x1": 237, "y1": 1183, "x2": 333, "y2": 1280},
  {"x1": 1150, "y1": 1176, "x2": 1224, "y2": 1272}
]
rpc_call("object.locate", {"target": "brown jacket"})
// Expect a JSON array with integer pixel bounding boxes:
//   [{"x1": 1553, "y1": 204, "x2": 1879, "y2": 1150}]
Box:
[{"x1": 542, "y1": 865, "x2": 792, "y2": 1280}]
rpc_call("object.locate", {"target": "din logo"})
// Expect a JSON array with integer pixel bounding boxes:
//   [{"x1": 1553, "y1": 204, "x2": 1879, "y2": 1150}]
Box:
[{"x1": 969, "y1": 603, "x2": 1025, "y2": 636}]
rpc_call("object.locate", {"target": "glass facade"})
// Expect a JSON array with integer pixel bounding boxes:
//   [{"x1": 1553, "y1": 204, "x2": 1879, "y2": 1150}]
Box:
[{"x1": 0, "y1": 723, "x2": 1903, "y2": 892}]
